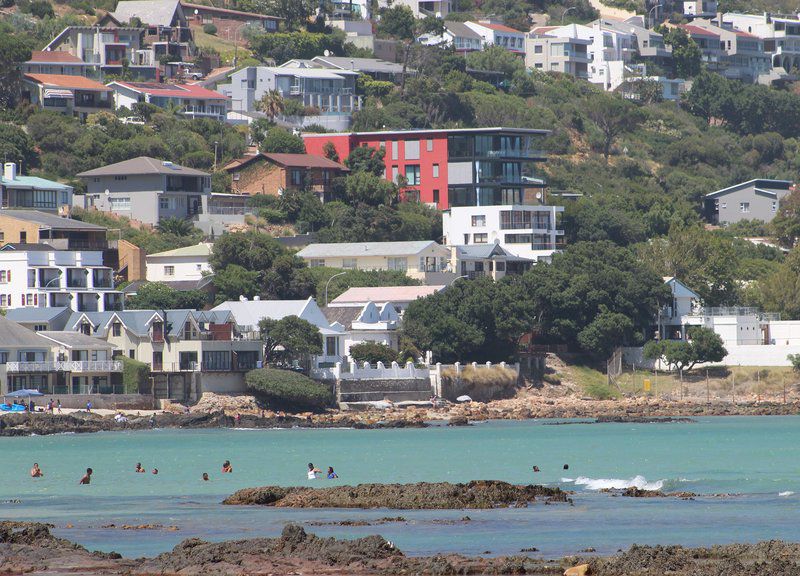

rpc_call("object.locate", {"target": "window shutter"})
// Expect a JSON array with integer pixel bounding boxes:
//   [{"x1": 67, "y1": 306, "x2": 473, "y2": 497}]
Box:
[
  {"x1": 34, "y1": 294, "x2": 38, "y2": 306},
  {"x1": 21, "y1": 294, "x2": 25, "y2": 306},
  {"x1": 7, "y1": 271, "x2": 10, "y2": 282}
]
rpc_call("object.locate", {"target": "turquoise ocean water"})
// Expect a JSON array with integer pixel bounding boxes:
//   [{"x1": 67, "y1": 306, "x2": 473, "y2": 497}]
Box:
[{"x1": 2, "y1": 417, "x2": 800, "y2": 558}]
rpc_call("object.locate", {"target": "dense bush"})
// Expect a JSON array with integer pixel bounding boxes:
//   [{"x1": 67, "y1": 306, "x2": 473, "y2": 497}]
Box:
[
  {"x1": 246, "y1": 368, "x2": 334, "y2": 412},
  {"x1": 349, "y1": 342, "x2": 399, "y2": 365},
  {"x1": 202, "y1": 23, "x2": 217, "y2": 35},
  {"x1": 118, "y1": 355, "x2": 150, "y2": 394}
]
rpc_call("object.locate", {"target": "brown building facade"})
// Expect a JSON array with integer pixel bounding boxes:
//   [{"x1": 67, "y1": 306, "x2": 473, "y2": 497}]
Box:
[
  {"x1": 181, "y1": 2, "x2": 279, "y2": 43},
  {"x1": 223, "y1": 153, "x2": 348, "y2": 200}
]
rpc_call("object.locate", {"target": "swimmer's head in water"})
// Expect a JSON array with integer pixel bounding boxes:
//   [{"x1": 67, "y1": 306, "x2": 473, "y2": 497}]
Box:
[
  {"x1": 152, "y1": 469, "x2": 158, "y2": 474},
  {"x1": 308, "y1": 463, "x2": 314, "y2": 469},
  {"x1": 202, "y1": 473, "x2": 209, "y2": 481},
  {"x1": 86, "y1": 468, "x2": 93, "y2": 474}
]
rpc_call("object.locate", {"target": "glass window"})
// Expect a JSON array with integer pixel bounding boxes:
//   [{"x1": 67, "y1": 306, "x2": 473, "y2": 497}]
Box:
[
  {"x1": 471, "y1": 215, "x2": 486, "y2": 227},
  {"x1": 433, "y1": 189, "x2": 440, "y2": 204},
  {"x1": 426, "y1": 139, "x2": 433, "y2": 152},
  {"x1": 740, "y1": 202, "x2": 750, "y2": 213},
  {"x1": 325, "y1": 336, "x2": 338, "y2": 356},
  {"x1": 535, "y1": 45, "x2": 543, "y2": 53},
  {"x1": 203, "y1": 351, "x2": 231, "y2": 371},
  {"x1": 109, "y1": 197, "x2": 131, "y2": 210},
  {"x1": 473, "y1": 233, "x2": 488, "y2": 244},
  {"x1": 164, "y1": 265, "x2": 175, "y2": 276},
  {"x1": 505, "y1": 233, "x2": 533, "y2": 244},
  {"x1": 309, "y1": 258, "x2": 326, "y2": 267},
  {"x1": 387, "y1": 257, "x2": 407, "y2": 271},
  {"x1": 290, "y1": 169, "x2": 303, "y2": 186},
  {"x1": 405, "y1": 140, "x2": 420, "y2": 160},
  {"x1": 433, "y1": 164, "x2": 439, "y2": 178},
  {"x1": 112, "y1": 322, "x2": 121, "y2": 336},
  {"x1": 405, "y1": 165, "x2": 420, "y2": 186},
  {"x1": 342, "y1": 258, "x2": 357, "y2": 269}
]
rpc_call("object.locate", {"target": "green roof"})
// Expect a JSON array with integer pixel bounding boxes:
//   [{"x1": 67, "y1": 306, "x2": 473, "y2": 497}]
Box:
[
  {"x1": 0, "y1": 175, "x2": 73, "y2": 191},
  {"x1": 147, "y1": 243, "x2": 213, "y2": 258}
]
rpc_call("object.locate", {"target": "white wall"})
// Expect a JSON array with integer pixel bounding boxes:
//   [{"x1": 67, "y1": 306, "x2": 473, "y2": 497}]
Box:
[
  {"x1": 146, "y1": 255, "x2": 211, "y2": 282},
  {"x1": 625, "y1": 344, "x2": 800, "y2": 368}
]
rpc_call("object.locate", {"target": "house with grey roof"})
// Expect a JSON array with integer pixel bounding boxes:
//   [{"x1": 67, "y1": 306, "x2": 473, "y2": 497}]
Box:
[
  {"x1": 77, "y1": 157, "x2": 211, "y2": 226},
  {"x1": 282, "y1": 56, "x2": 414, "y2": 82},
  {"x1": 704, "y1": 179, "x2": 794, "y2": 225},
  {"x1": 104, "y1": 0, "x2": 193, "y2": 47},
  {"x1": 0, "y1": 209, "x2": 107, "y2": 250},
  {"x1": 296, "y1": 241, "x2": 453, "y2": 284},
  {"x1": 418, "y1": 21, "x2": 483, "y2": 53},
  {"x1": 322, "y1": 301, "x2": 401, "y2": 357},
  {"x1": 453, "y1": 243, "x2": 532, "y2": 280},
  {"x1": 1, "y1": 163, "x2": 73, "y2": 213}
]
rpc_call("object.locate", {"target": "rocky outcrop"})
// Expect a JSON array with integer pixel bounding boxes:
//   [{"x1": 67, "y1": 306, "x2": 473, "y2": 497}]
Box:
[{"x1": 223, "y1": 480, "x2": 570, "y2": 509}]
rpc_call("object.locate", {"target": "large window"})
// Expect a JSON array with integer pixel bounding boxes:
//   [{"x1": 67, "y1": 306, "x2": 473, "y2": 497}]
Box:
[
  {"x1": 342, "y1": 258, "x2": 358, "y2": 269},
  {"x1": 309, "y1": 258, "x2": 326, "y2": 267},
  {"x1": 405, "y1": 165, "x2": 421, "y2": 186},
  {"x1": 203, "y1": 351, "x2": 231, "y2": 371},
  {"x1": 500, "y1": 210, "x2": 532, "y2": 229},
  {"x1": 387, "y1": 257, "x2": 407, "y2": 271},
  {"x1": 236, "y1": 351, "x2": 259, "y2": 370},
  {"x1": 325, "y1": 336, "x2": 338, "y2": 356},
  {"x1": 505, "y1": 233, "x2": 533, "y2": 244},
  {"x1": 471, "y1": 215, "x2": 486, "y2": 227},
  {"x1": 109, "y1": 197, "x2": 131, "y2": 210}
]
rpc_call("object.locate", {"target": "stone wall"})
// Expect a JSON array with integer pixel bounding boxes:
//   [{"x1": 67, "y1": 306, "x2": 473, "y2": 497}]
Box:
[{"x1": 42, "y1": 394, "x2": 155, "y2": 410}]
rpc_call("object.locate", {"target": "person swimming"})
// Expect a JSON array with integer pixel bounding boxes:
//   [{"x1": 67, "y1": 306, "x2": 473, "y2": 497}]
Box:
[
  {"x1": 532, "y1": 466, "x2": 540, "y2": 473},
  {"x1": 79, "y1": 468, "x2": 92, "y2": 485},
  {"x1": 307, "y1": 463, "x2": 321, "y2": 479},
  {"x1": 202, "y1": 473, "x2": 209, "y2": 481},
  {"x1": 135, "y1": 463, "x2": 145, "y2": 473},
  {"x1": 221, "y1": 460, "x2": 232, "y2": 473},
  {"x1": 563, "y1": 464, "x2": 569, "y2": 470},
  {"x1": 30, "y1": 463, "x2": 43, "y2": 478},
  {"x1": 152, "y1": 468, "x2": 159, "y2": 475},
  {"x1": 326, "y1": 466, "x2": 338, "y2": 479}
]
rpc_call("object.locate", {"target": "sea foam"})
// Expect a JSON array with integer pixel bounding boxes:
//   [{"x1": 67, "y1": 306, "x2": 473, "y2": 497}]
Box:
[
  {"x1": 565, "y1": 475, "x2": 665, "y2": 491},
  {"x1": 779, "y1": 491, "x2": 795, "y2": 497}
]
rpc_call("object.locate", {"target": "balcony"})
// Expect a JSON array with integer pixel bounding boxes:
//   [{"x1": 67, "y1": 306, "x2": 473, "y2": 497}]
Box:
[
  {"x1": 6, "y1": 360, "x2": 123, "y2": 373},
  {"x1": 46, "y1": 238, "x2": 109, "y2": 251}
]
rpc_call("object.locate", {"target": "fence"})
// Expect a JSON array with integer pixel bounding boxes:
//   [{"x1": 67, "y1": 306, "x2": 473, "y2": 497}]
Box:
[
  {"x1": 431, "y1": 362, "x2": 520, "y2": 398},
  {"x1": 312, "y1": 361, "x2": 428, "y2": 381},
  {"x1": 6, "y1": 361, "x2": 123, "y2": 373},
  {"x1": 606, "y1": 347, "x2": 623, "y2": 386}
]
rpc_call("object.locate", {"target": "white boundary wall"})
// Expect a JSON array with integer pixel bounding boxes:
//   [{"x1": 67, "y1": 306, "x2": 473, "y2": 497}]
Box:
[{"x1": 624, "y1": 345, "x2": 800, "y2": 368}]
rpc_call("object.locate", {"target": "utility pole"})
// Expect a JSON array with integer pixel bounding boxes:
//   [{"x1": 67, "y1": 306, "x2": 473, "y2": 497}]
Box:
[{"x1": 706, "y1": 369, "x2": 710, "y2": 404}]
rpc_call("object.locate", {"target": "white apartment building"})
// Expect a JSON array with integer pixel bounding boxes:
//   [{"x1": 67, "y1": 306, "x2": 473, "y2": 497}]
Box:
[
  {"x1": 464, "y1": 20, "x2": 526, "y2": 55},
  {"x1": 721, "y1": 13, "x2": 800, "y2": 75},
  {"x1": 442, "y1": 204, "x2": 564, "y2": 263},
  {"x1": 145, "y1": 243, "x2": 212, "y2": 282},
  {"x1": 0, "y1": 246, "x2": 123, "y2": 313}
]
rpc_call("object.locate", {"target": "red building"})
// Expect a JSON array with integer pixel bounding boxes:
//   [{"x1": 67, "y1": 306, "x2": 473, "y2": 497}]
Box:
[{"x1": 302, "y1": 127, "x2": 547, "y2": 210}]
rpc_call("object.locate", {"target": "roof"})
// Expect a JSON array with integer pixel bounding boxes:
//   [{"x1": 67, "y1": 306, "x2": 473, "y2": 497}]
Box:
[
  {"x1": 77, "y1": 156, "x2": 210, "y2": 178},
  {"x1": 38, "y1": 331, "x2": 115, "y2": 350},
  {"x1": 107, "y1": 81, "x2": 228, "y2": 100},
  {"x1": 443, "y1": 21, "x2": 483, "y2": 40},
  {"x1": 679, "y1": 24, "x2": 720, "y2": 38},
  {"x1": 0, "y1": 175, "x2": 73, "y2": 191},
  {"x1": 66, "y1": 308, "x2": 231, "y2": 337},
  {"x1": 111, "y1": 0, "x2": 181, "y2": 26},
  {"x1": 0, "y1": 315, "x2": 53, "y2": 348},
  {"x1": 302, "y1": 126, "x2": 550, "y2": 138},
  {"x1": 470, "y1": 21, "x2": 523, "y2": 34},
  {"x1": 267, "y1": 66, "x2": 358, "y2": 79},
  {"x1": 0, "y1": 243, "x2": 57, "y2": 251},
  {"x1": 261, "y1": 153, "x2": 347, "y2": 170},
  {"x1": 297, "y1": 241, "x2": 447, "y2": 259},
  {"x1": 0, "y1": 210, "x2": 103, "y2": 230},
  {"x1": 663, "y1": 277, "x2": 700, "y2": 299},
  {"x1": 28, "y1": 51, "x2": 87, "y2": 64},
  {"x1": 705, "y1": 179, "x2": 793, "y2": 199},
  {"x1": 146, "y1": 243, "x2": 213, "y2": 259},
  {"x1": 732, "y1": 29, "x2": 760, "y2": 39},
  {"x1": 310, "y1": 56, "x2": 408, "y2": 74},
  {"x1": 180, "y1": 2, "x2": 280, "y2": 20},
  {"x1": 330, "y1": 285, "x2": 445, "y2": 305},
  {"x1": 5, "y1": 306, "x2": 73, "y2": 328},
  {"x1": 321, "y1": 306, "x2": 363, "y2": 330},
  {"x1": 212, "y1": 298, "x2": 324, "y2": 330},
  {"x1": 43, "y1": 26, "x2": 143, "y2": 51},
  {"x1": 456, "y1": 243, "x2": 512, "y2": 259},
  {"x1": 24, "y1": 73, "x2": 111, "y2": 91}
]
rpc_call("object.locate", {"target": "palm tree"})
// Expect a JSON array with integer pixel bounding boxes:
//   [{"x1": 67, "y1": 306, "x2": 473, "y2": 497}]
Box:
[
  {"x1": 156, "y1": 217, "x2": 194, "y2": 236},
  {"x1": 256, "y1": 90, "x2": 285, "y2": 121}
]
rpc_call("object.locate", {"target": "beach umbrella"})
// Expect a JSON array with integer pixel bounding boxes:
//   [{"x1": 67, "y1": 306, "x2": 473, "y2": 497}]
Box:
[
  {"x1": 456, "y1": 395, "x2": 472, "y2": 403},
  {"x1": 6, "y1": 389, "x2": 44, "y2": 398}
]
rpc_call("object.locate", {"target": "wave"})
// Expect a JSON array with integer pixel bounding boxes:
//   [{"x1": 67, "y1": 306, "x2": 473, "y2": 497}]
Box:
[
  {"x1": 779, "y1": 491, "x2": 795, "y2": 497},
  {"x1": 564, "y1": 475, "x2": 665, "y2": 491}
]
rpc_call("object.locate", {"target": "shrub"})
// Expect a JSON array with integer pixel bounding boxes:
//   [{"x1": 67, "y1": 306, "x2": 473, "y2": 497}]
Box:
[
  {"x1": 349, "y1": 342, "x2": 398, "y2": 365},
  {"x1": 246, "y1": 368, "x2": 333, "y2": 412},
  {"x1": 203, "y1": 23, "x2": 217, "y2": 35},
  {"x1": 117, "y1": 355, "x2": 150, "y2": 394},
  {"x1": 440, "y1": 365, "x2": 518, "y2": 402},
  {"x1": 789, "y1": 354, "x2": 800, "y2": 372}
]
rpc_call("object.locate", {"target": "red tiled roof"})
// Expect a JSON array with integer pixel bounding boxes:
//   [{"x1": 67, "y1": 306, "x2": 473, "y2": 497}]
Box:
[
  {"x1": 532, "y1": 26, "x2": 557, "y2": 33},
  {"x1": 262, "y1": 153, "x2": 348, "y2": 170},
  {"x1": 679, "y1": 24, "x2": 719, "y2": 38},
  {"x1": 733, "y1": 29, "x2": 760, "y2": 39},
  {"x1": 181, "y1": 2, "x2": 281, "y2": 20},
  {"x1": 28, "y1": 51, "x2": 85, "y2": 63},
  {"x1": 24, "y1": 73, "x2": 111, "y2": 91},
  {"x1": 480, "y1": 22, "x2": 524, "y2": 34},
  {"x1": 110, "y1": 81, "x2": 228, "y2": 100}
]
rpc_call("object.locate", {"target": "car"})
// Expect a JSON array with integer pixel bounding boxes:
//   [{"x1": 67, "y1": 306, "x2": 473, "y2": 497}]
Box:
[{"x1": 121, "y1": 116, "x2": 146, "y2": 125}]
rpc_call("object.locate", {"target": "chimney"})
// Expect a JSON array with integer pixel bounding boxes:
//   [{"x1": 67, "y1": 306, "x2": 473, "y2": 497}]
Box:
[{"x1": 3, "y1": 163, "x2": 17, "y2": 181}]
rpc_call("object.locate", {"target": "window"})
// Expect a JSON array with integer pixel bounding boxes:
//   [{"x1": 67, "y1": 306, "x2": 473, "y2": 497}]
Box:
[
  {"x1": 405, "y1": 165, "x2": 421, "y2": 186},
  {"x1": 342, "y1": 258, "x2": 357, "y2": 269},
  {"x1": 391, "y1": 166, "x2": 399, "y2": 181},
  {"x1": 471, "y1": 215, "x2": 486, "y2": 227},
  {"x1": 391, "y1": 141, "x2": 399, "y2": 160},
  {"x1": 433, "y1": 164, "x2": 439, "y2": 178},
  {"x1": 721, "y1": 202, "x2": 727, "y2": 209},
  {"x1": 473, "y1": 233, "x2": 488, "y2": 244},
  {"x1": 20, "y1": 231, "x2": 26, "y2": 243},
  {"x1": 309, "y1": 258, "x2": 326, "y2": 267},
  {"x1": 387, "y1": 257, "x2": 407, "y2": 271},
  {"x1": 426, "y1": 139, "x2": 433, "y2": 152},
  {"x1": 203, "y1": 351, "x2": 231, "y2": 371},
  {"x1": 405, "y1": 140, "x2": 420, "y2": 160},
  {"x1": 772, "y1": 201, "x2": 778, "y2": 212},
  {"x1": 109, "y1": 197, "x2": 131, "y2": 210},
  {"x1": 433, "y1": 190, "x2": 440, "y2": 204},
  {"x1": 196, "y1": 264, "x2": 202, "y2": 270},
  {"x1": 325, "y1": 336, "x2": 338, "y2": 356},
  {"x1": 0, "y1": 351, "x2": 7, "y2": 364},
  {"x1": 505, "y1": 233, "x2": 533, "y2": 244},
  {"x1": 128, "y1": 349, "x2": 135, "y2": 359},
  {"x1": 160, "y1": 197, "x2": 171, "y2": 210},
  {"x1": 535, "y1": 63, "x2": 543, "y2": 69},
  {"x1": 0, "y1": 270, "x2": 6, "y2": 283},
  {"x1": 535, "y1": 45, "x2": 543, "y2": 53},
  {"x1": 114, "y1": 175, "x2": 127, "y2": 181},
  {"x1": 0, "y1": 295, "x2": 7, "y2": 307},
  {"x1": 740, "y1": 202, "x2": 750, "y2": 213},
  {"x1": 112, "y1": 322, "x2": 122, "y2": 337},
  {"x1": 290, "y1": 169, "x2": 303, "y2": 186},
  {"x1": 164, "y1": 265, "x2": 175, "y2": 276},
  {"x1": 25, "y1": 294, "x2": 35, "y2": 306},
  {"x1": 33, "y1": 324, "x2": 46, "y2": 332}
]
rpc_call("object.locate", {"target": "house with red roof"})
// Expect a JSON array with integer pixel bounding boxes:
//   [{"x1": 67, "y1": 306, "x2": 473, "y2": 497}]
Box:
[
  {"x1": 680, "y1": 21, "x2": 771, "y2": 82},
  {"x1": 23, "y1": 74, "x2": 113, "y2": 120},
  {"x1": 106, "y1": 80, "x2": 229, "y2": 121},
  {"x1": 464, "y1": 20, "x2": 525, "y2": 55},
  {"x1": 22, "y1": 51, "x2": 94, "y2": 77},
  {"x1": 223, "y1": 153, "x2": 348, "y2": 200}
]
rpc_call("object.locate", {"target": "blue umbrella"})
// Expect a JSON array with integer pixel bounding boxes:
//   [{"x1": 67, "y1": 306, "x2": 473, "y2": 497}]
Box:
[{"x1": 6, "y1": 389, "x2": 44, "y2": 398}]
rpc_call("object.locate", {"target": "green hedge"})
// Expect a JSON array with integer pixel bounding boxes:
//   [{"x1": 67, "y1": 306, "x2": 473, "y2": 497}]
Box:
[
  {"x1": 118, "y1": 355, "x2": 150, "y2": 394},
  {"x1": 349, "y1": 342, "x2": 398, "y2": 365},
  {"x1": 245, "y1": 368, "x2": 333, "y2": 412}
]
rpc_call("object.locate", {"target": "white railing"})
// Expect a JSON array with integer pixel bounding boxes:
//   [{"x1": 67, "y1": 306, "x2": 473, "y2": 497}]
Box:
[
  {"x1": 313, "y1": 360, "x2": 428, "y2": 380},
  {"x1": 6, "y1": 360, "x2": 123, "y2": 373}
]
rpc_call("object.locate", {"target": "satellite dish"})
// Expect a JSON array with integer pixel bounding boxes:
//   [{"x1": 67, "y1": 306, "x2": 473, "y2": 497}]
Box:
[
  {"x1": 535, "y1": 191, "x2": 542, "y2": 200},
  {"x1": 324, "y1": 49, "x2": 331, "y2": 56},
  {"x1": 104, "y1": 189, "x2": 110, "y2": 195}
]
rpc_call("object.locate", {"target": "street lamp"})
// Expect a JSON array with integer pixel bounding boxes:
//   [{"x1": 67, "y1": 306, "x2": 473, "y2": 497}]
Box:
[
  {"x1": 561, "y1": 6, "x2": 577, "y2": 23},
  {"x1": 648, "y1": 3, "x2": 661, "y2": 29},
  {"x1": 324, "y1": 271, "x2": 347, "y2": 306},
  {"x1": 449, "y1": 274, "x2": 469, "y2": 285}
]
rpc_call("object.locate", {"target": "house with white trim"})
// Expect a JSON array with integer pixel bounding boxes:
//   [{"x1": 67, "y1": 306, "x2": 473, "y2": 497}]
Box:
[
  {"x1": 322, "y1": 301, "x2": 400, "y2": 357},
  {"x1": 145, "y1": 242, "x2": 212, "y2": 282},
  {"x1": 704, "y1": 179, "x2": 794, "y2": 225}
]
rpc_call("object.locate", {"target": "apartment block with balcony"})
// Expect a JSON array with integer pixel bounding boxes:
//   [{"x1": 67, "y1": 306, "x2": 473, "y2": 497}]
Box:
[
  {"x1": 22, "y1": 74, "x2": 113, "y2": 120},
  {"x1": 721, "y1": 13, "x2": 800, "y2": 75},
  {"x1": 0, "y1": 209, "x2": 108, "y2": 250},
  {"x1": 0, "y1": 245, "x2": 123, "y2": 313},
  {"x1": 218, "y1": 66, "x2": 361, "y2": 129},
  {"x1": 0, "y1": 314, "x2": 123, "y2": 395},
  {"x1": 525, "y1": 33, "x2": 590, "y2": 78},
  {"x1": 689, "y1": 21, "x2": 771, "y2": 82},
  {"x1": 22, "y1": 51, "x2": 94, "y2": 77},
  {"x1": 0, "y1": 164, "x2": 73, "y2": 214},
  {"x1": 297, "y1": 241, "x2": 454, "y2": 284},
  {"x1": 78, "y1": 157, "x2": 211, "y2": 226}
]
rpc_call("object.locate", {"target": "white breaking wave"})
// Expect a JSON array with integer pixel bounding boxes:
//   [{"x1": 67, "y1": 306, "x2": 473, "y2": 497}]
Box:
[
  {"x1": 779, "y1": 491, "x2": 795, "y2": 497},
  {"x1": 567, "y1": 475, "x2": 664, "y2": 491}
]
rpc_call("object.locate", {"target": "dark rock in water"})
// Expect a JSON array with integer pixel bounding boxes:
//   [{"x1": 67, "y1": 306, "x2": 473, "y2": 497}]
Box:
[
  {"x1": 595, "y1": 416, "x2": 696, "y2": 424},
  {"x1": 447, "y1": 416, "x2": 470, "y2": 426},
  {"x1": 617, "y1": 487, "x2": 698, "y2": 499}
]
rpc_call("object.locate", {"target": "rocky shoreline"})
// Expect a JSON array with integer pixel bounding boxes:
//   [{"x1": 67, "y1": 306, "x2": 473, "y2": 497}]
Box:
[
  {"x1": 3, "y1": 521, "x2": 800, "y2": 575},
  {"x1": 223, "y1": 480, "x2": 571, "y2": 509}
]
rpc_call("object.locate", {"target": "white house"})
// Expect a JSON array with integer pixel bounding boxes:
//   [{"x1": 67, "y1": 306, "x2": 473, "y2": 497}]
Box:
[
  {"x1": 323, "y1": 301, "x2": 400, "y2": 356},
  {"x1": 106, "y1": 81, "x2": 229, "y2": 121},
  {"x1": 211, "y1": 297, "x2": 346, "y2": 369},
  {"x1": 658, "y1": 276, "x2": 701, "y2": 340},
  {"x1": 146, "y1": 242, "x2": 212, "y2": 282},
  {"x1": 418, "y1": 21, "x2": 483, "y2": 53},
  {"x1": 464, "y1": 20, "x2": 526, "y2": 55},
  {"x1": 0, "y1": 245, "x2": 123, "y2": 313}
]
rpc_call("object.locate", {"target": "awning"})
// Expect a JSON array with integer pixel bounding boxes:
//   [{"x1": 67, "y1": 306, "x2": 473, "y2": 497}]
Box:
[{"x1": 44, "y1": 88, "x2": 74, "y2": 98}]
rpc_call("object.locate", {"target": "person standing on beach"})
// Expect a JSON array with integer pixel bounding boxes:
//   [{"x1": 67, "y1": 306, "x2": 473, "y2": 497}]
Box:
[
  {"x1": 307, "y1": 463, "x2": 321, "y2": 479},
  {"x1": 57, "y1": 400, "x2": 61, "y2": 414},
  {"x1": 79, "y1": 468, "x2": 92, "y2": 484},
  {"x1": 30, "y1": 463, "x2": 43, "y2": 478},
  {"x1": 86, "y1": 401, "x2": 92, "y2": 412}
]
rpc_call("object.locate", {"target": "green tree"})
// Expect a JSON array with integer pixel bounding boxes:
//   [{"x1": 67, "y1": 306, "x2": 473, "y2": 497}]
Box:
[
  {"x1": 212, "y1": 264, "x2": 260, "y2": 303},
  {"x1": 770, "y1": 189, "x2": 800, "y2": 248},
  {"x1": 662, "y1": 27, "x2": 702, "y2": 78},
  {"x1": 377, "y1": 4, "x2": 416, "y2": 40},
  {"x1": 577, "y1": 309, "x2": 635, "y2": 360},
  {"x1": 466, "y1": 45, "x2": 526, "y2": 79},
  {"x1": 344, "y1": 145, "x2": 386, "y2": 175},
  {"x1": 259, "y1": 127, "x2": 306, "y2": 153},
  {"x1": 246, "y1": 368, "x2": 333, "y2": 411},
  {"x1": 586, "y1": 93, "x2": 639, "y2": 162},
  {"x1": 256, "y1": 90, "x2": 285, "y2": 121},
  {"x1": 259, "y1": 316, "x2": 323, "y2": 363},
  {"x1": 322, "y1": 141, "x2": 340, "y2": 162},
  {"x1": 262, "y1": 0, "x2": 317, "y2": 30},
  {"x1": 0, "y1": 28, "x2": 33, "y2": 108},
  {"x1": 349, "y1": 342, "x2": 399, "y2": 364},
  {"x1": 209, "y1": 231, "x2": 286, "y2": 273},
  {"x1": 643, "y1": 327, "x2": 726, "y2": 372},
  {"x1": 156, "y1": 217, "x2": 195, "y2": 236},
  {"x1": 127, "y1": 282, "x2": 207, "y2": 310},
  {"x1": 0, "y1": 123, "x2": 38, "y2": 170},
  {"x1": 343, "y1": 171, "x2": 398, "y2": 206}
]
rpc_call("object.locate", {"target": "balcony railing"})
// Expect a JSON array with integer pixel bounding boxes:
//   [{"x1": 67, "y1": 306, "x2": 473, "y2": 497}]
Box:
[
  {"x1": 150, "y1": 361, "x2": 255, "y2": 372},
  {"x1": 6, "y1": 361, "x2": 123, "y2": 373}
]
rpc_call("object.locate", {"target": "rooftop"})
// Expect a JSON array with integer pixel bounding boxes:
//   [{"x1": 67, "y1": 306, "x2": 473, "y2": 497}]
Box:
[
  {"x1": 0, "y1": 315, "x2": 52, "y2": 348},
  {"x1": 5, "y1": 307, "x2": 73, "y2": 325},
  {"x1": 0, "y1": 210, "x2": 103, "y2": 230},
  {"x1": 107, "y1": 81, "x2": 228, "y2": 100},
  {"x1": 330, "y1": 285, "x2": 445, "y2": 305},
  {"x1": 310, "y1": 56, "x2": 409, "y2": 74},
  {"x1": 472, "y1": 21, "x2": 524, "y2": 34},
  {"x1": 27, "y1": 51, "x2": 88, "y2": 64},
  {"x1": 0, "y1": 175, "x2": 73, "y2": 192},
  {"x1": 77, "y1": 156, "x2": 210, "y2": 178},
  {"x1": 111, "y1": 0, "x2": 181, "y2": 27},
  {"x1": 38, "y1": 331, "x2": 115, "y2": 350},
  {"x1": 261, "y1": 153, "x2": 348, "y2": 170},
  {"x1": 180, "y1": 1, "x2": 280, "y2": 19},
  {"x1": 146, "y1": 242, "x2": 213, "y2": 259},
  {"x1": 297, "y1": 241, "x2": 447, "y2": 259},
  {"x1": 705, "y1": 179, "x2": 794, "y2": 198},
  {"x1": 302, "y1": 126, "x2": 550, "y2": 139},
  {"x1": 680, "y1": 24, "x2": 721, "y2": 38},
  {"x1": 24, "y1": 73, "x2": 111, "y2": 91},
  {"x1": 444, "y1": 20, "x2": 484, "y2": 39},
  {"x1": 265, "y1": 66, "x2": 358, "y2": 79}
]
